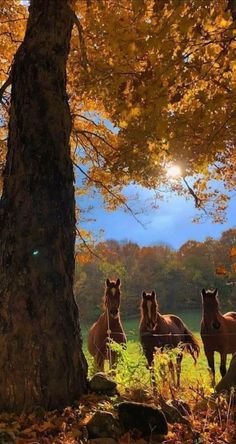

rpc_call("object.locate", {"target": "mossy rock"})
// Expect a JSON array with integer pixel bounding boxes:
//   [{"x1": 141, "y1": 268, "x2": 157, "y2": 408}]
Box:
[
  {"x1": 89, "y1": 373, "x2": 117, "y2": 395},
  {"x1": 118, "y1": 401, "x2": 168, "y2": 437}
]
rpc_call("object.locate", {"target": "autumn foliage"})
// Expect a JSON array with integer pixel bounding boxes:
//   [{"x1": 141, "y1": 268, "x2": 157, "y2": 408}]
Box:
[
  {"x1": 75, "y1": 228, "x2": 236, "y2": 320},
  {"x1": 0, "y1": 0, "x2": 236, "y2": 219},
  {"x1": 0, "y1": 0, "x2": 236, "y2": 439}
]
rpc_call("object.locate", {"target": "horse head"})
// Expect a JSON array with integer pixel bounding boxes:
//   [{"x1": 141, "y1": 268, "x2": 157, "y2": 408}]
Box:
[
  {"x1": 141, "y1": 290, "x2": 158, "y2": 331},
  {"x1": 104, "y1": 278, "x2": 121, "y2": 319},
  {"x1": 201, "y1": 288, "x2": 221, "y2": 329},
  {"x1": 201, "y1": 288, "x2": 219, "y2": 308}
]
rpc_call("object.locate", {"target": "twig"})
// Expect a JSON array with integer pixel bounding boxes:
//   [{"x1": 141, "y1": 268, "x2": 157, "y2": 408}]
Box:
[
  {"x1": 226, "y1": 387, "x2": 234, "y2": 431},
  {"x1": 80, "y1": 129, "x2": 117, "y2": 152},
  {"x1": 72, "y1": 113, "x2": 99, "y2": 127},
  {"x1": 183, "y1": 177, "x2": 207, "y2": 215},
  {"x1": 73, "y1": 162, "x2": 145, "y2": 227},
  {"x1": 75, "y1": 227, "x2": 101, "y2": 260}
]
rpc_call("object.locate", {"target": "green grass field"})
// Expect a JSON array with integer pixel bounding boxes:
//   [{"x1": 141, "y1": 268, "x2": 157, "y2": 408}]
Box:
[{"x1": 81, "y1": 310, "x2": 222, "y2": 393}]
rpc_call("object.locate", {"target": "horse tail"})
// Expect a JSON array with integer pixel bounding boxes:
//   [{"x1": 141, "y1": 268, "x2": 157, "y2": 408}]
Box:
[{"x1": 182, "y1": 325, "x2": 200, "y2": 364}]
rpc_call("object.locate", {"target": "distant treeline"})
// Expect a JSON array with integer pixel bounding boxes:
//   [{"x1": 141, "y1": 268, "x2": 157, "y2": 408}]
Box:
[{"x1": 75, "y1": 229, "x2": 236, "y2": 321}]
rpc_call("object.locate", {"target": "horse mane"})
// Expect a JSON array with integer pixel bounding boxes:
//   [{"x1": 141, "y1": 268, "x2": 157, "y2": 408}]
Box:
[{"x1": 140, "y1": 293, "x2": 159, "y2": 319}]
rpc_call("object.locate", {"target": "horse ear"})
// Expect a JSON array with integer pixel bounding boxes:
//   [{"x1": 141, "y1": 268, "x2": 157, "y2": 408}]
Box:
[
  {"x1": 116, "y1": 278, "x2": 121, "y2": 287},
  {"x1": 106, "y1": 278, "x2": 111, "y2": 287},
  {"x1": 201, "y1": 288, "x2": 206, "y2": 297},
  {"x1": 213, "y1": 288, "x2": 218, "y2": 297},
  {"x1": 142, "y1": 291, "x2": 146, "y2": 298},
  {"x1": 151, "y1": 290, "x2": 156, "y2": 300}
]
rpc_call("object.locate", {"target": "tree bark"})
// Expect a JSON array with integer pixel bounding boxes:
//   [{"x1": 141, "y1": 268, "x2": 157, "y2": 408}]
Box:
[{"x1": 0, "y1": 0, "x2": 87, "y2": 412}]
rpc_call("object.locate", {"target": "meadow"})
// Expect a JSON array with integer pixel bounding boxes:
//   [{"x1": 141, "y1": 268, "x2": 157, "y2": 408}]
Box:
[{"x1": 81, "y1": 310, "x2": 222, "y2": 394}]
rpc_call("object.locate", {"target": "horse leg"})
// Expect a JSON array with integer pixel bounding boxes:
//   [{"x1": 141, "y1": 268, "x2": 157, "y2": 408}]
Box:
[
  {"x1": 168, "y1": 359, "x2": 176, "y2": 387},
  {"x1": 205, "y1": 349, "x2": 215, "y2": 386},
  {"x1": 110, "y1": 350, "x2": 117, "y2": 368},
  {"x1": 220, "y1": 352, "x2": 227, "y2": 378},
  {"x1": 150, "y1": 364, "x2": 158, "y2": 398},
  {"x1": 95, "y1": 351, "x2": 105, "y2": 372},
  {"x1": 176, "y1": 352, "x2": 183, "y2": 388},
  {"x1": 143, "y1": 345, "x2": 154, "y2": 368}
]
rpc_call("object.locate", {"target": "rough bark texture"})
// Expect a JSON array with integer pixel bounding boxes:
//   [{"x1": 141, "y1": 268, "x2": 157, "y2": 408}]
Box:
[{"x1": 0, "y1": 0, "x2": 87, "y2": 412}]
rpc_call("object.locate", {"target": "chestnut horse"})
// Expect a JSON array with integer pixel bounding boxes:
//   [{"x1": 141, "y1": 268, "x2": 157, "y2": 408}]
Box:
[
  {"x1": 201, "y1": 288, "x2": 236, "y2": 386},
  {"x1": 88, "y1": 278, "x2": 126, "y2": 371},
  {"x1": 140, "y1": 290, "x2": 199, "y2": 386}
]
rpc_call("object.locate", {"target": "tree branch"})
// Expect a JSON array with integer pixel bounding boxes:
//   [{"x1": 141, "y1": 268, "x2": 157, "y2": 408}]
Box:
[
  {"x1": 75, "y1": 227, "x2": 101, "y2": 260},
  {"x1": 80, "y1": 129, "x2": 117, "y2": 151},
  {"x1": 72, "y1": 113, "x2": 99, "y2": 127},
  {"x1": 183, "y1": 177, "x2": 207, "y2": 214},
  {"x1": 73, "y1": 162, "x2": 144, "y2": 227},
  {"x1": 68, "y1": 8, "x2": 89, "y2": 70},
  {"x1": 79, "y1": 132, "x2": 108, "y2": 165}
]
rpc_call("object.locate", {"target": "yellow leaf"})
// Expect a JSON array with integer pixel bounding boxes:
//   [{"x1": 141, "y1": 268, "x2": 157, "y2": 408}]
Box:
[
  {"x1": 119, "y1": 120, "x2": 128, "y2": 129},
  {"x1": 129, "y1": 106, "x2": 141, "y2": 118}
]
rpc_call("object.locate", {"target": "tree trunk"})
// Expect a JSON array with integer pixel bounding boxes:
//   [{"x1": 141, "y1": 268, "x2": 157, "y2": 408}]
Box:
[{"x1": 0, "y1": 0, "x2": 87, "y2": 412}]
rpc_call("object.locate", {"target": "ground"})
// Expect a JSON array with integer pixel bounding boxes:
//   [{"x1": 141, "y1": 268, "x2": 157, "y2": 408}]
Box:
[{"x1": 0, "y1": 311, "x2": 235, "y2": 443}]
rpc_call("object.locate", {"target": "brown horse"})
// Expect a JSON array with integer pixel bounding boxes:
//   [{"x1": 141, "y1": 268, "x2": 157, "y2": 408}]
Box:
[
  {"x1": 201, "y1": 288, "x2": 236, "y2": 386},
  {"x1": 140, "y1": 290, "x2": 199, "y2": 386},
  {"x1": 88, "y1": 278, "x2": 126, "y2": 371}
]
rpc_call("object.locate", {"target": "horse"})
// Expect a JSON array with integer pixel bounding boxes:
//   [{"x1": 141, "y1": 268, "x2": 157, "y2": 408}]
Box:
[
  {"x1": 140, "y1": 290, "x2": 199, "y2": 387},
  {"x1": 201, "y1": 288, "x2": 236, "y2": 386},
  {"x1": 88, "y1": 278, "x2": 127, "y2": 371}
]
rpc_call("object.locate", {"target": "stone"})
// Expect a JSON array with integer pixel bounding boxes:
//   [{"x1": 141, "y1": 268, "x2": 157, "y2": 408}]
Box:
[
  {"x1": 89, "y1": 373, "x2": 117, "y2": 395},
  {"x1": 117, "y1": 401, "x2": 168, "y2": 437},
  {"x1": 89, "y1": 439, "x2": 118, "y2": 444},
  {"x1": 215, "y1": 353, "x2": 236, "y2": 393},
  {"x1": 86, "y1": 411, "x2": 122, "y2": 439},
  {"x1": 167, "y1": 399, "x2": 191, "y2": 416},
  {"x1": 0, "y1": 431, "x2": 15, "y2": 444},
  {"x1": 158, "y1": 395, "x2": 190, "y2": 425}
]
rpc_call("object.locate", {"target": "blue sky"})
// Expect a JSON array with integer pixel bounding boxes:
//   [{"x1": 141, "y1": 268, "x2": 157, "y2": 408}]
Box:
[{"x1": 80, "y1": 184, "x2": 236, "y2": 249}]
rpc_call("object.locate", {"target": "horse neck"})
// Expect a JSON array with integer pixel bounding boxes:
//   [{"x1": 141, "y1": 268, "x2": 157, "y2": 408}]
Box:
[
  {"x1": 153, "y1": 306, "x2": 162, "y2": 320},
  {"x1": 140, "y1": 306, "x2": 160, "y2": 330},
  {"x1": 154, "y1": 310, "x2": 164, "y2": 326},
  {"x1": 202, "y1": 304, "x2": 221, "y2": 321},
  {"x1": 105, "y1": 310, "x2": 121, "y2": 329}
]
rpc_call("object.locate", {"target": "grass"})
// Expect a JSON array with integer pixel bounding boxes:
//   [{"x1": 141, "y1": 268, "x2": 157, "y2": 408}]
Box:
[{"x1": 81, "y1": 310, "x2": 222, "y2": 393}]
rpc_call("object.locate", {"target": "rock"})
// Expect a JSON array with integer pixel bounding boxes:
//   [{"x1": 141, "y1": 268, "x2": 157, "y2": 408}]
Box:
[
  {"x1": 158, "y1": 395, "x2": 190, "y2": 425},
  {"x1": 215, "y1": 353, "x2": 236, "y2": 393},
  {"x1": 89, "y1": 373, "x2": 117, "y2": 395},
  {"x1": 0, "y1": 431, "x2": 15, "y2": 444},
  {"x1": 167, "y1": 399, "x2": 191, "y2": 416},
  {"x1": 86, "y1": 411, "x2": 122, "y2": 439},
  {"x1": 89, "y1": 439, "x2": 118, "y2": 444},
  {"x1": 118, "y1": 401, "x2": 168, "y2": 437}
]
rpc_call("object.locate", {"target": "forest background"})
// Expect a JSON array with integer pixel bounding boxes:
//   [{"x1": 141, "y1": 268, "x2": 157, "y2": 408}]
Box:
[{"x1": 75, "y1": 228, "x2": 236, "y2": 321}]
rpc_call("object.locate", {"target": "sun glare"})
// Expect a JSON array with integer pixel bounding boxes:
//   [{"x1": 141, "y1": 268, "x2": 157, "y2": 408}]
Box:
[{"x1": 167, "y1": 164, "x2": 182, "y2": 178}]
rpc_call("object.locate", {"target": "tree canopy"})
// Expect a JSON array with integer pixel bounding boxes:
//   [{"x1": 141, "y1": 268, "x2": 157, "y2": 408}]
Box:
[{"x1": 0, "y1": 0, "x2": 235, "y2": 224}]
